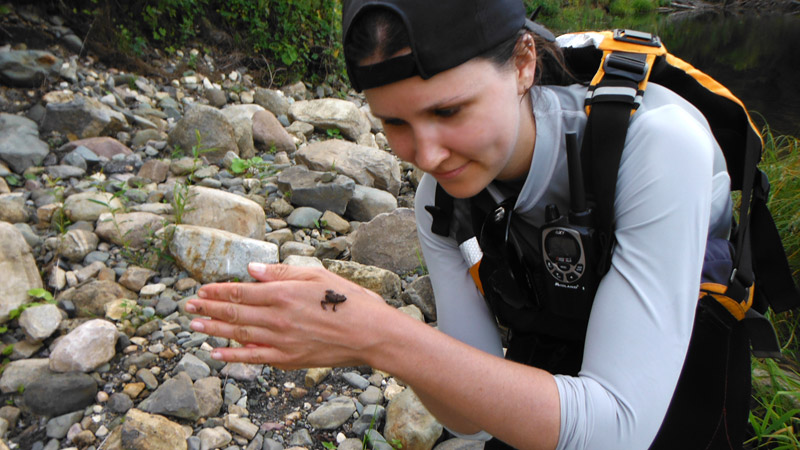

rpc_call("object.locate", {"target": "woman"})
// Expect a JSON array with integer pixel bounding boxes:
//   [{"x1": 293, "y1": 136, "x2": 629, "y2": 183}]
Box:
[{"x1": 186, "y1": 1, "x2": 742, "y2": 448}]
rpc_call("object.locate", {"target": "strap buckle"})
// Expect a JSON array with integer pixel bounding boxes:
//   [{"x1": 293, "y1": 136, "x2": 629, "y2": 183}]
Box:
[
  {"x1": 613, "y1": 29, "x2": 661, "y2": 47},
  {"x1": 603, "y1": 52, "x2": 649, "y2": 82}
]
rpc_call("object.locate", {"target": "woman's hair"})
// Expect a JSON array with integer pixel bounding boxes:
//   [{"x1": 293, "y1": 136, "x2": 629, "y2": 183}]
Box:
[{"x1": 344, "y1": 7, "x2": 574, "y2": 87}]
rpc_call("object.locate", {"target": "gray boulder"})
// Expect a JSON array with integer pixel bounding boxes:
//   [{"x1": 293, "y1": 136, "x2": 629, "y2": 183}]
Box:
[
  {"x1": 345, "y1": 184, "x2": 398, "y2": 222},
  {"x1": 138, "y1": 371, "x2": 201, "y2": 421},
  {"x1": 0, "y1": 113, "x2": 50, "y2": 173},
  {"x1": 253, "y1": 87, "x2": 290, "y2": 117},
  {"x1": 295, "y1": 140, "x2": 402, "y2": 196},
  {"x1": 49, "y1": 319, "x2": 119, "y2": 372},
  {"x1": 350, "y1": 208, "x2": 422, "y2": 275},
  {"x1": 276, "y1": 165, "x2": 355, "y2": 216},
  {"x1": 22, "y1": 372, "x2": 97, "y2": 416},
  {"x1": 40, "y1": 94, "x2": 128, "y2": 138},
  {"x1": 168, "y1": 104, "x2": 238, "y2": 165},
  {"x1": 0, "y1": 50, "x2": 61, "y2": 87}
]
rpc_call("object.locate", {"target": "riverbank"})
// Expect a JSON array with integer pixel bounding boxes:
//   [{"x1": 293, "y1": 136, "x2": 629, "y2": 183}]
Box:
[{"x1": 1, "y1": 6, "x2": 463, "y2": 450}]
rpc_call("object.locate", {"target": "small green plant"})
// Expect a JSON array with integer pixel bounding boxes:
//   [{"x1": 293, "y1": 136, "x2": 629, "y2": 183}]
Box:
[
  {"x1": 27, "y1": 288, "x2": 54, "y2": 303},
  {"x1": 172, "y1": 182, "x2": 195, "y2": 225},
  {"x1": 322, "y1": 442, "x2": 337, "y2": 450},
  {"x1": 15, "y1": 384, "x2": 24, "y2": 394},
  {"x1": 187, "y1": 52, "x2": 198, "y2": 70},
  {"x1": 415, "y1": 248, "x2": 428, "y2": 276},
  {"x1": 230, "y1": 156, "x2": 275, "y2": 178},
  {"x1": 326, "y1": 128, "x2": 343, "y2": 140},
  {"x1": 188, "y1": 129, "x2": 218, "y2": 184},
  {"x1": 3, "y1": 174, "x2": 22, "y2": 187}
]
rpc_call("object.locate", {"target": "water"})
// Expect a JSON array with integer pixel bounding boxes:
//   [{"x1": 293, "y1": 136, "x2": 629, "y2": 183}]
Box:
[{"x1": 545, "y1": 11, "x2": 800, "y2": 136}]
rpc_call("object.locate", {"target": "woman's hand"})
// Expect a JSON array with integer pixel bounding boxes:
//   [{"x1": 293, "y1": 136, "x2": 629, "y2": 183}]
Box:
[{"x1": 185, "y1": 262, "x2": 392, "y2": 370}]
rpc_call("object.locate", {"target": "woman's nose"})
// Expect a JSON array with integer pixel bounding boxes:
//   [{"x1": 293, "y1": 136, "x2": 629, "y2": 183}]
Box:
[{"x1": 413, "y1": 128, "x2": 449, "y2": 172}]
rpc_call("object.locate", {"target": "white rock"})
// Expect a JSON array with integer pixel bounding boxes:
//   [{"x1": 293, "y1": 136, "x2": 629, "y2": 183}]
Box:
[
  {"x1": 49, "y1": 319, "x2": 119, "y2": 373},
  {"x1": 19, "y1": 303, "x2": 62, "y2": 342}
]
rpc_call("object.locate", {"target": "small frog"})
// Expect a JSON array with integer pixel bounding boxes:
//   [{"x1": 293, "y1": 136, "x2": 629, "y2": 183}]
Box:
[{"x1": 321, "y1": 289, "x2": 347, "y2": 311}]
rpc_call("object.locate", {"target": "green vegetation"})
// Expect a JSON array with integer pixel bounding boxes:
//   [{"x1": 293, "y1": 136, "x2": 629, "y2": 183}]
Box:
[
  {"x1": 229, "y1": 156, "x2": 276, "y2": 179},
  {"x1": 50, "y1": 0, "x2": 343, "y2": 85},
  {"x1": 750, "y1": 130, "x2": 800, "y2": 447}
]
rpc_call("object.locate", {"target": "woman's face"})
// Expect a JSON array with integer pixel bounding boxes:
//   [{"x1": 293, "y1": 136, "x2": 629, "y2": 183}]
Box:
[{"x1": 364, "y1": 56, "x2": 536, "y2": 199}]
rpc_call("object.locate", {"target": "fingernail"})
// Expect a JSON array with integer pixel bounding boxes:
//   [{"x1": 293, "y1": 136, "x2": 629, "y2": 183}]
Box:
[
  {"x1": 190, "y1": 320, "x2": 204, "y2": 332},
  {"x1": 197, "y1": 289, "x2": 207, "y2": 298},
  {"x1": 211, "y1": 351, "x2": 222, "y2": 360},
  {"x1": 249, "y1": 262, "x2": 267, "y2": 274},
  {"x1": 185, "y1": 302, "x2": 197, "y2": 313}
]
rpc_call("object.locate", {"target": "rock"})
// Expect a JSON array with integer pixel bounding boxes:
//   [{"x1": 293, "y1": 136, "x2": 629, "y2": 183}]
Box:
[
  {"x1": 384, "y1": 388, "x2": 443, "y2": 450},
  {"x1": 345, "y1": 184, "x2": 398, "y2": 222},
  {"x1": 352, "y1": 404, "x2": 385, "y2": 436},
  {"x1": 95, "y1": 211, "x2": 164, "y2": 249},
  {"x1": 182, "y1": 186, "x2": 266, "y2": 240},
  {"x1": 19, "y1": 303, "x2": 62, "y2": 342},
  {"x1": 119, "y1": 266, "x2": 158, "y2": 292},
  {"x1": 23, "y1": 372, "x2": 98, "y2": 416},
  {"x1": 358, "y1": 385, "x2": 384, "y2": 406},
  {"x1": 169, "y1": 225, "x2": 278, "y2": 283},
  {"x1": 0, "y1": 113, "x2": 50, "y2": 173},
  {"x1": 295, "y1": 140, "x2": 402, "y2": 196},
  {"x1": 57, "y1": 279, "x2": 136, "y2": 317},
  {"x1": 305, "y1": 367, "x2": 332, "y2": 388},
  {"x1": 223, "y1": 383, "x2": 241, "y2": 405},
  {"x1": 197, "y1": 426, "x2": 232, "y2": 450},
  {"x1": 0, "y1": 50, "x2": 61, "y2": 87},
  {"x1": 433, "y1": 438, "x2": 485, "y2": 450},
  {"x1": 253, "y1": 88, "x2": 290, "y2": 117},
  {"x1": 107, "y1": 393, "x2": 134, "y2": 414},
  {"x1": 402, "y1": 276, "x2": 436, "y2": 322},
  {"x1": 138, "y1": 159, "x2": 170, "y2": 183},
  {"x1": 288, "y1": 428, "x2": 314, "y2": 447},
  {"x1": 40, "y1": 94, "x2": 128, "y2": 138},
  {"x1": 276, "y1": 165, "x2": 355, "y2": 216},
  {"x1": 284, "y1": 207, "x2": 322, "y2": 230},
  {"x1": 0, "y1": 358, "x2": 53, "y2": 394},
  {"x1": 320, "y1": 210, "x2": 350, "y2": 234},
  {"x1": 0, "y1": 194, "x2": 27, "y2": 223},
  {"x1": 56, "y1": 229, "x2": 99, "y2": 262},
  {"x1": 221, "y1": 104, "x2": 265, "y2": 159},
  {"x1": 323, "y1": 259, "x2": 401, "y2": 299},
  {"x1": 288, "y1": 98, "x2": 371, "y2": 141},
  {"x1": 283, "y1": 255, "x2": 324, "y2": 268},
  {"x1": 252, "y1": 110, "x2": 295, "y2": 154},
  {"x1": 280, "y1": 241, "x2": 316, "y2": 260},
  {"x1": 49, "y1": 319, "x2": 118, "y2": 372},
  {"x1": 138, "y1": 371, "x2": 201, "y2": 421},
  {"x1": 45, "y1": 164, "x2": 86, "y2": 179},
  {"x1": 206, "y1": 88, "x2": 227, "y2": 107},
  {"x1": 58, "y1": 137, "x2": 132, "y2": 160},
  {"x1": 194, "y1": 377, "x2": 223, "y2": 418},
  {"x1": 46, "y1": 410, "x2": 84, "y2": 439},
  {"x1": 174, "y1": 353, "x2": 211, "y2": 381},
  {"x1": 0, "y1": 222, "x2": 43, "y2": 323},
  {"x1": 314, "y1": 236, "x2": 349, "y2": 260},
  {"x1": 168, "y1": 104, "x2": 238, "y2": 165},
  {"x1": 224, "y1": 415, "x2": 259, "y2": 439},
  {"x1": 307, "y1": 396, "x2": 357, "y2": 430},
  {"x1": 63, "y1": 191, "x2": 124, "y2": 222},
  {"x1": 119, "y1": 408, "x2": 189, "y2": 450},
  {"x1": 342, "y1": 372, "x2": 370, "y2": 389},
  {"x1": 350, "y1": 209, "x2": 421, "y2": 275},
  {"x1": 219, "y1": 363, "x2": 263, "y2": 381}
]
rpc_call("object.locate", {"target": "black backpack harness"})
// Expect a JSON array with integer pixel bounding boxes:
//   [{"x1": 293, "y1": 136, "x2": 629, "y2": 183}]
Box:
[{"x1": 425, "y1": 29, "x2": 800, "y2": 449}]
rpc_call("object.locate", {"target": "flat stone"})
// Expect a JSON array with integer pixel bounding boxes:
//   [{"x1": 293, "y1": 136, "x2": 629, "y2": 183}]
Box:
[{"x1": 169, "y1": 225, "x2": 278, "y2": 284}]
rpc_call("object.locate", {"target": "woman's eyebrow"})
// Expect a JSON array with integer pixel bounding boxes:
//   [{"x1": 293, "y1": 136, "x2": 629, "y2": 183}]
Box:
[{"x1": 372, "y1": 93, "x2": 472, "y2": 121}]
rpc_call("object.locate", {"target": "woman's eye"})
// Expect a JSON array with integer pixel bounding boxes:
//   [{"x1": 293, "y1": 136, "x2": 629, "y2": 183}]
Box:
[
  {"x1": 434, "y1": 107, "x2": 460, "y2": 118},
  {"x1": 383, "y1": 118, "x2": 406, "y2": 127}
]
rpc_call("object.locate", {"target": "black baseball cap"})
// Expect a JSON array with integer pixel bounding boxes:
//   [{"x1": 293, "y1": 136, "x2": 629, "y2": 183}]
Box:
[{"x1": 343, "y1": 0, "x2": 530, "y2": 92}]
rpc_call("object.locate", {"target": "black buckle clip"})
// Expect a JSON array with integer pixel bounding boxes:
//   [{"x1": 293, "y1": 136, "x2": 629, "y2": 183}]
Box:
[
  {"x1": 613, "y1": 29, "x2": 661, "y2": 48},
  {"x1": 603, "y1": 52, "x2": 649, "y2": 82}
]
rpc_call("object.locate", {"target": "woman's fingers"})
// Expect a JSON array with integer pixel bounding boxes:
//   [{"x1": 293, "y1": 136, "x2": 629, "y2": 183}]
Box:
[
  {"x1": 191, "y1": 316, "x2": 281, "y2": 348},
  {"x1": 187, "y1": 299, "x2": 286, "y2": 328},
  {"x1": 248, "y1": 262, "x2": 323, "y2": 283}
]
